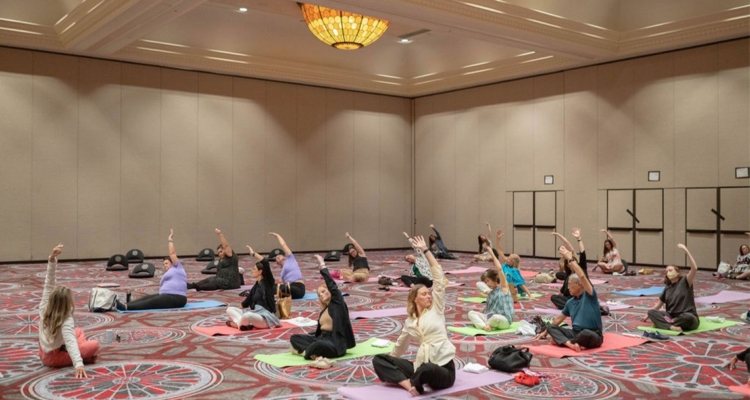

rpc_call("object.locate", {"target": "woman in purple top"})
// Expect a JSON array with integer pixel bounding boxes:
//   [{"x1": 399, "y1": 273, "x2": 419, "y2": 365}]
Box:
[
  {"x1": 116, "y1": 229, "x2": 187, "y2": 311},
  {"x1": 249, "y1": 232, "x2": 306, "y2": 299}
]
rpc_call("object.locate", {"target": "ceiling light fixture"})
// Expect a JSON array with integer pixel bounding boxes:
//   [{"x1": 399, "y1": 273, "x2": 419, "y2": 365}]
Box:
[
  {"x1": 238, "y1": 7, "x2": 248, "y2": 12},
  {"x1": 300, "y1": 3, "x2": 389, "y2": 50}
]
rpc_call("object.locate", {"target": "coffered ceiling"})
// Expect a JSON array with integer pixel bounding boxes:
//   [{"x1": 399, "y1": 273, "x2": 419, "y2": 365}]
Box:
[{"x1": 0, "y1": 0, "x2": 747, "y2": 97}]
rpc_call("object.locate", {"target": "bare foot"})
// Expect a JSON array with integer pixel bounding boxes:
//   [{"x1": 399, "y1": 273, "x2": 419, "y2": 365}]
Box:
[
  {"x1": 484, "y1": 325, "x2": 492, "y2": 332},
  {"x1": 564, "y1": 341, "x2": 581, "y2": 352},
  {"x1": 408, "y1": 387, "x2": 420, "y2": 396},
  {"x1": 669, "y1": 325, "x2": 683, "y2": 333}
]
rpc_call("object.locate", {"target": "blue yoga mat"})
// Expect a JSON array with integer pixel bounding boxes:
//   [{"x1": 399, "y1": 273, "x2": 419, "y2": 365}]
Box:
[
  {"x1": 612, "y1": 286, "x2": 664, "y2": 296},
  {"x1": 115, "y1": 300, "x2": 227, "y2": 313}
]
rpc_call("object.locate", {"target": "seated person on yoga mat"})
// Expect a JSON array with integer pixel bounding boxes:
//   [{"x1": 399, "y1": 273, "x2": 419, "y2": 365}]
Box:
[
  {"x1": 468, "y1": 243, "x2": 515, "y2": 332},
  {"x1": 340, "y1": 233, "x2": 370, "y2": 283},
  {"x1": 725, "y1": 347, "x2": 750, "y2": 387},
  {"x1": 399, "y1": 232, "x2": 433, "y2": 288},
  {"x1": 187, "y1": 228, "x2": 241, "y2": 291},
  {"x1": 550, "y1": 227, "x2": 589, "y2": 310},
  {"x1": 534, "y1": 246, "x2": 603, "y2": 352},
  {"x1": 725, "y1": 243, "x2": 750, "y2": 280},
  {"x1": 473, "y1": 222, "x2": 494, "y2": 262},
  {"x1": 372, "y1": 236, "x2": 456, "y2": 396},
  {"x1": 39, "y1": 244, "x2": 99, "y2": 378},
  {"x1": 641, "y1": 243, "x2": 700, "y2": 333},
  {"x1": 251, "y1": 232, "x2": 306, "y2": 299},
  {"x1": 226, "y1": 258, "x2": 281, "y2": 330},
  {"x1": 428, "y1": 224, "x2": 457, "y2": 259},
  {"x1": 290, "y1": 255, "x2": 355, "y2": 365},
  {"x1": 116, "y1": 229, "x2": 187, "y2": 311},
  {"x1": 494, "y1": 229, "x2": 532, "y2": 301},
  {"x1": 594, "y1": 230, "x2": 624, "y2": 274}
]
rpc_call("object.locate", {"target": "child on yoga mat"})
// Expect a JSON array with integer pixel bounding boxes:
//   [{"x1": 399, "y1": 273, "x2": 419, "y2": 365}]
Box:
[
  {"x1": 641, "y1": 243, "x2": 700, "y2": 333},
  {"x1": 372, "y1": 235, "x2": 456, "y2": 396},
  {"x1": 467, "y1": 242, "x2": 515, "y2": 331},
  {"x1": 289, "y1": 255, "x2": 355, "y2": 368},
  {"x1": 490, "y1": 229, "x2": 531, "y2": 302},
  {"x1": 39, "y1": 244, "x2": 100, "y2": 378},
  {"x1": 594, "y1": 230, "x2": 624, "y2": 274},
  {"x1": 724, "y1": 347, "x2": 750, "y2": 386},
  {"x1": 116, "y1": 229, "x2": 187, "y2": 311},
  {"x1": 226, "y1": 257, "x2": 280, "y2": 330}
]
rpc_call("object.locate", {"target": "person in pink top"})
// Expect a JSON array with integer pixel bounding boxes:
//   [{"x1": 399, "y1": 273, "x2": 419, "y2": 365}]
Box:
[{"x1": 38, "y1": 244, "x2": 100, "y2": 378}]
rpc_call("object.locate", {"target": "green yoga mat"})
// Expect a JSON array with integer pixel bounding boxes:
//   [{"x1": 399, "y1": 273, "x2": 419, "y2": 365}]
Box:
[
  {"x1": 458, "y1": 297, "x2": 487, "y2": 303},
  {"x1": 637, "y1": 317, "x2": 740, "y2": 336},
  {"x1": 448, "y1": 321, "x2": 522, "y2": 336},
  {"x1": 254, "y1": 337, "x2": 393, "y2": 368}
]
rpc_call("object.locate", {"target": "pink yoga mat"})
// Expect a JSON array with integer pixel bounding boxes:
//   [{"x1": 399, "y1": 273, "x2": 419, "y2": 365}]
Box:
[
  {"x1": 529, "y1": 333, "x2": 648, "y2": 358},
  {"x1": 521, "y1": 270, "x2": 536, "y2": 278},
  {"x1": 729, "y1": 385, "x2": 750, "y2": 396},
  {"x1": 193, "y1": 321, "x2": 296, "y2": 336},
  {"x1": 445, "y1": 266, "x2": 488, "y2": 275},
  {"x1": 337, "y1": 370, "x2": 513, "y2": 400},
  {"x1": 695, "y1": 290, "x2": 750, "y2": 304},
  {"x1": 349, "y1": 307, "x2": 407, "y2": 319}
]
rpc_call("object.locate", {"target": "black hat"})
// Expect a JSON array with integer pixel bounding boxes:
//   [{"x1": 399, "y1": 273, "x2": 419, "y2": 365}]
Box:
[
  {"x1": 268, "y1": 248, "x2": 284, "y2": 260},
  {"x1": 106, "y1": 254, "x2": 128, "y2": 271},
  {"x1": 128, "y1": 263, "x2": 155, "y2": 278},
  {"x1": 324, "y1": 250, "x2": 341, "y2": 262},
  {"x1": 196, "y1": 248, "x2": 215, "y2": 261}
]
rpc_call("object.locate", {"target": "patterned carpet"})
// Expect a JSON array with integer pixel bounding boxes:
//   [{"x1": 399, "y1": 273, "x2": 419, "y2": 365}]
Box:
[{"x1": 0, "y1": 251, "x2": 748, "y2": 399}]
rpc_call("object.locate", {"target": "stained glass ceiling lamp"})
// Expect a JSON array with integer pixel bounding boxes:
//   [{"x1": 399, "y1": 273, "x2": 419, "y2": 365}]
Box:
[{"x1": 300, "y1": 3, "x2": 390, "y2": 50}]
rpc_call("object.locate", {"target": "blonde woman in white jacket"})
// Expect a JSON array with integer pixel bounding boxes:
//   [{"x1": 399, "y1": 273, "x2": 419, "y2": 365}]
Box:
[{"x1": 38, "y1": 244, "x2": 100, "y2": 378}]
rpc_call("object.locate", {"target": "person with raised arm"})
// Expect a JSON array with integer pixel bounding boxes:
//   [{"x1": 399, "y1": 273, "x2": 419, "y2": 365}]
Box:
[
  {"x1": 116, "y1": 229, "x2": 187, "y2": 311},
  {"x1": 468, "y1": 242, "x2": 515, "y2": 331},
  {"x1": 226, "y1": 257, "x2": 280, "y2": 330},
  {"x1": 265, "y1": 232, "x2": 306, "y2": 299},
  {"x1": 428, "y1": 224, "x2": 457, "y2": 259},
  {"x1": 595, "y1": 230, "x2": 624, "y2": 274},
  {"x1": 550, "y1": 227, "x2": 589, "y2": 310},
  {"x1": 372, "y1": 235, "x2": 456, "y2": 396},
  {"x1": 534, "y1": 246, "x2": 603, "y2": 352},
  {"x1": 399, "y1": 232, "x2": 433, "y2": 288},
  {"x1": 473, "y1": 221, "x2": 494, "y2": 262},
  {"x1": 642, "y1": 243, "x2": 700, "y2": 333},
  {"x1": 289, "y1": 254, "x2": 355, "y2": 368},
  {"x1": 187, "y1": 228, "x2": 242, "y2": 291},
  {"x1": 494, "y1": 229, "x2": 532, "y2": 301},
  {"x1": 340, "y1": 232, "x2": 370, "y2": 283},
  {"x1": 38, "y1": 244, "x2": 100, "y2": 378}
]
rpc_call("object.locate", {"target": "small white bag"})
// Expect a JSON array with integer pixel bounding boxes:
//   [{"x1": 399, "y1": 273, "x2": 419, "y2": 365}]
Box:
[
  {"x1": 87, "y1": 287, "x2": 118, "y2": 312},
  {"x1": 717, "y1": 262, "x2": 731, "y2": 275}
]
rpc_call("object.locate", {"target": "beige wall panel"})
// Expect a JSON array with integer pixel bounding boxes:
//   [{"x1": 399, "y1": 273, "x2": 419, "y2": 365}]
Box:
[
  {"x1": 685, "y1": 233, "x2": 715, "y2": 269},
  {"x1": 718, "y1": 39, "x2": 750, "y2": 187},
  {"x1": 607, "y1": 189, "x2": 633, "y2": 228},
  {"x1": 232, "y1": 78, "x2": 267, "y2": 252},
  {"x1": 597, "y1": 61, "x2": 634, "y2": 189},
  {"x1": 196, "y1": 73, "x2": 234, "y2": 248},
  {"x1": 379, "y1": 98, "x2": 411, "y2": 248},
  {"x1": 720, "y1": 233, "x2": 748, "y2": 268},
  {"x1": 513, "y1": 192, "x2": 533, "y2": 226},
  {"x1": 431, "y1": 107, "x2": 456, "y2": 242},
  {"x1": 31, "y1": 53, "x2": 79, "y2": 259},
  {"x1": 674, "y1": 45, "x2": 719, "y2": 188},
  {"x1": 633, "y1": 53, "x2": 675, "y2": 188},
  {"x1": 663, "y1": 189, "x2": 679, "y2": 266},
  {"x1": 414, "y1": 97, "x2": 435, "y2": 238},
  {"x1": 635, "y1": 189, "x2": 663, "y2": 229},
  {"x1": 478, "y1": 88, "x2": 506, "y2": 244},
  {"x1": 265, "y1": 82, "x2": 298, "y2": 248},
  {"x1": 535, "y1": 191, "x2": 556, "y2": 226},
  {"x1": 535, "y1": 227, "x2": 556, "y2": 258},
  {"x1": 564, "y1": 67, "x2": 598, "y2": 237},
  {"x1": 352, "y1": 93, "x2": 381, "y2": 248},
  {"x1": 0, "y1": 48, "x2": 33, "y2": 261},
  {"x1": 635, "y1": 231, "x2": 662, "y2": 265},
  {"x1": 686, "y1": 188, "x2": 716, "y2": 230},
  {"x1": 720, "y1": 187, "x2": 750, "y2": 231},
  {"x1": 295, "y1": 85, "x2": 327, "y2": 251},
  {"x1": 505, "y1": 79, "x2": 534, "y2": 191},
  {"x1": 513, "y1": 227, "x2": 533, "y2": 256},
  {"x1": 160, "y1": 69, "x2": 199, "y2": 254},
  {"x1": 121, "y1": 64, "x2": 161, "y2": 257},
  {"x1": 325, "y1": 89, "x2": 355, "y2": 248},
  {"x1": 533, "y1": 73, "x2": 565, "y2": 191},
  {"x1": 455, "y1": 96, "x2": 481, "y2": 252},
  {"x1": 78, "y1": 58, "x2": 121, "y2": 258}
]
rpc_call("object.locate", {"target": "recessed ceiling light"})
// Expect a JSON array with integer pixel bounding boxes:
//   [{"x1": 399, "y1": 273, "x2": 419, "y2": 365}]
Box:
[
  {"x1": 238, "y1": 7, "x2": 248, "y2": 12},
  {"x1": 399, "y1": 38, "x2": 410, "y2": 43}
]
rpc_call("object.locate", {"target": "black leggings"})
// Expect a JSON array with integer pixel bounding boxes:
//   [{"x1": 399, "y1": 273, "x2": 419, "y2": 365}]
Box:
[
  {"x1": 546, "y1": 324, "x2": 603, "y2": 349},
  {"x1": 372, "y1": 354, "x2": 455, "y2": 395},
  {"x1": 290, "y1": 332, "x2": 341, "y2": 360},
  {"x1": 189, "y1": 277, "x2": 237, "y2": 291},
  {"x1": 126, "y1": 294, "x2": 187, "y2": 310},
  {"x1": 281, "y1": 282, "x2": 306, "y2": 299},
  {"x1": 400, "y1": 276, "x2": 433, "y2": 288}
]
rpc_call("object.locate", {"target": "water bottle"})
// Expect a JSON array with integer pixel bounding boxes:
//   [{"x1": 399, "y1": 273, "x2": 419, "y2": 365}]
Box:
[{"x1": 106, "y1": 329, "x2": 114, "y2": 344}]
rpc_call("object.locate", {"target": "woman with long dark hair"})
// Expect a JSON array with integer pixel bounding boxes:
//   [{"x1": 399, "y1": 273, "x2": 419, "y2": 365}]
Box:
[
  {"x1": 595, "y1": 230, "x2": 623, "y2": 274},
  {"x1": 226, "y1": 257, "x2": 280, "y2": 330}
]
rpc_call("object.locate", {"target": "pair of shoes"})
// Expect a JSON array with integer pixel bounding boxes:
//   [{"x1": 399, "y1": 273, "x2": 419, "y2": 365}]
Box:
[
  {"x1": 643, "y1": 331, "x2": 670, "y2": 340},
  {"x1": 514, "y1": 372, "x2": 541, "y2": 386},
  {"x1": 309, "y1": 357, "x2": 336, "y2": 369}
]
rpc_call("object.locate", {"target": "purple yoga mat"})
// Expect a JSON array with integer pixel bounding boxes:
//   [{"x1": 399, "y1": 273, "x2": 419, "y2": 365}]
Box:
[
  {"x1": 349, "y1": 307, "x2": 407, "y2": 319},
  {"x1": 445, "y1": 266, "x2": 488, "y2": 275},
  {"x1": 695, "y1": 290, "x2": 750, "y2": 304},
  {"x1": 337, "y1": 370, "x2": 513, "y2": 400}
]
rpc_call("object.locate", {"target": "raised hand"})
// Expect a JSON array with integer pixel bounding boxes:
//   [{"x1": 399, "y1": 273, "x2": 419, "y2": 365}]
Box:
[
  {"x1": 412, "y1": 235, "x2": 428, "y2": 251},
  {"x1": 571, "y1": 227, "x2": 581, "y2": 239},
  {"x1": 268, "y1": 232, "x2": 280, "y2": 238},
  {"x1": 168, "y1": 229, "x2": 174, "y2": 241},
  {"x1": 429, "y1": 224, "x2": 435, "y2": 229},
  {"x1": 246, "y1": 245, "x2": 255, "y2": 254},
  {"x1": 215, "y1": 228, "x2": 222, "y2": 236},
  {"x1": 49, "y1": 244, "x2": 63, "y2": 260},
  {"x1": 314, "y1": 254, "x2": 325, "y2": 268},
  {"x1": 558, "y1": 246, "x2": 573, "y2": 260},
  {"x1": 496, "y1": 229, "x2": 504, "y2": 240},
  {"x1": 402, "y1": 232, "x2": 410, "y2": 239},
  {"x1": 345, "y1": 232, "x2": 350, "y2": 239},
  {"x1": 677, "y1": 243, "x2": 688, "y2": 252}
]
